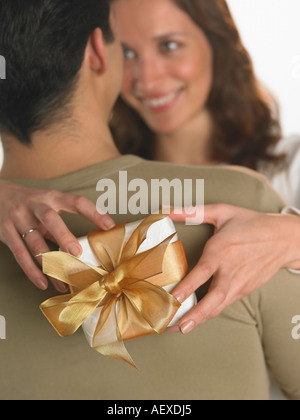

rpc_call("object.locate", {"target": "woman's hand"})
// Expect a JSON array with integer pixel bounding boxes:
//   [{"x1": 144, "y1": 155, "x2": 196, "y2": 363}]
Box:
[
  {"x1": 168, "y1": 203, "x2": 300, "y2": 334},
  {"x1": 0, "y1": 181, "x2": 115, "y2": 292}
]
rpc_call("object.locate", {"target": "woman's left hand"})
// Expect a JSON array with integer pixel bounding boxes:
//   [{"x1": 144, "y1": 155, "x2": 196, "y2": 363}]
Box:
[{"x1": 168, "y1": 203, "x2": 300, "y2": 334}]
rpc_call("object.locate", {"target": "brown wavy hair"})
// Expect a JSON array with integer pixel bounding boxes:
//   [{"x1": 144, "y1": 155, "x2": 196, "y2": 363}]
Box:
[{"x1": 110, "y1": 0, "x2": 284, "y2": 170}]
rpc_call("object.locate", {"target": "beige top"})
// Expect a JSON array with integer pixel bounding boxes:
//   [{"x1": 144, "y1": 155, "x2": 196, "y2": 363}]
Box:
[{"x1": 0, "y1": 155, "x2": 299, "y2": 400}]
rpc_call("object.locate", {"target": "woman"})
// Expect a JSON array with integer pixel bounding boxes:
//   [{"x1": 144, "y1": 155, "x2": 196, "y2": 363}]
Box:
[
  {"x1": 110, "y1": 0, "x2": 300, "y2": 207},
  {"x1": 0, "y1": 0, "x2": 300, "y2": 320}
]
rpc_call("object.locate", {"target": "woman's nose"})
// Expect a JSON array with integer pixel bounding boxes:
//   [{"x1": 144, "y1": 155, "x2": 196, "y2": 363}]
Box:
[{"x1": 133, "y1": 56, "x2": 166, "y2": 93}]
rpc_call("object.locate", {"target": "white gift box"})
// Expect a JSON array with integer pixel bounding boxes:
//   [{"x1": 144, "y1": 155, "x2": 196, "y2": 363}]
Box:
[{"x1": 76, "y1": 217, "x2": 197, "y2": 346}]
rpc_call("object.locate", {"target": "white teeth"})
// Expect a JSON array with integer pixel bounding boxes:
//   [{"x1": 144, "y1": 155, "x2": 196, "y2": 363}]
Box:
[{"x1": 143, "y1": 91, "x2": 179, "y2": 108}]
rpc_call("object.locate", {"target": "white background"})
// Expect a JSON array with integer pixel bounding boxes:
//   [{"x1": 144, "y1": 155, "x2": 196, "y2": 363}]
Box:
[
  {"x1": 1, "y1": 0, "x2": 300, "y2": 168},
  {"x1": 228, "y1": 0, "x2": 300, "y2": 137}
]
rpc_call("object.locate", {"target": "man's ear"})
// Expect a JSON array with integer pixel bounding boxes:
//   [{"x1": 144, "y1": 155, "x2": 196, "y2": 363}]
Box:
[{"x1": 85, "y1": 28, "x2": 108, "y2": 75}]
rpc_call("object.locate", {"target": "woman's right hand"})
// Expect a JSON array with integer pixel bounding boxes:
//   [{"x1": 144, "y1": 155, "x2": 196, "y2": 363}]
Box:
[{"x1": 0, "y1": 181, "x2": 116, "y2": 292}]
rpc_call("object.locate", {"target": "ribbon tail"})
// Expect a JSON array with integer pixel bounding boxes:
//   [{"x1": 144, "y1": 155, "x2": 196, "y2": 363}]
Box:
[
  {"x1": 94, "y1": 341, "x2": 138, "y2": 370},
  {"x1": 91, "y1": 296, "x2": 139, "y2": 370}
]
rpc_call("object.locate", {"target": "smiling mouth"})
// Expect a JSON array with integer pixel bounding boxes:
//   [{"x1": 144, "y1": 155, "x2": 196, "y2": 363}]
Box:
[{"x1": 141, "y1": 89, "x2": 183, "y2": 111}]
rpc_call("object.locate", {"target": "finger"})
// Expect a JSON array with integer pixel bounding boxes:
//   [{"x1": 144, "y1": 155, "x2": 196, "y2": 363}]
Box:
[
  {"x1": 47, "y1": 193, "x2": 116, "y2": 231},
  {"x1": 167, "y1": 325, "x2": 180, "y2": 334},
  {"x1": 33, "y1": 205, "x2": 83, "y2": 257},
  {"x1": 3, "y1": 223, "x2": 49, "y2": 291},
  {"x1": 37, "y1": 223, "x2": 61, "y2": 245},
  {"x1": 171, "y1": 252, "x2": 219, "y2": 305},
  {"x1": 12, "y1": 211, "x2": 69, "y2": 292},
  {"x1": 23, "y1": 229, "x2": 68, "y2": 293},
  {"x1": 71, "y1": 195, "x2": 116, "y2": 231},
  {"x1": 168, "y1": 206, "x2": 204, "y2": 225},
  {"x1": 169, "y1": 204, "x2": 234, "y2": 228},
  {"x1": 41, "y1": 229, "x2": 58, "y2": 245},
  {"x1": 48, "y1": 275, "x2": 69, "y2": 293},
  {"x1": 177, "y1": 277, "x2": 231, "y2": 334}
]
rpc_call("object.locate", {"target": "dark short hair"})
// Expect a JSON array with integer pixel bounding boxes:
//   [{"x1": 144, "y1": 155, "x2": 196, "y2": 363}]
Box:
[{"x1": 0, "y1": 0, "x2": 114, "y2": 144}]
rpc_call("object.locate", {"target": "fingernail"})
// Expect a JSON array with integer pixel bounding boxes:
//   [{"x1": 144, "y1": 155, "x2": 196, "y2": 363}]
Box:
[
  {"x1": 180, "y1": 320, "x2": 195, "y2": 335},
  {"x1": 167, "y1": 326, "x2": 180, "y2": 334},
  {"x1": 56, "y1": 281, "x2": 69, "y2": 293},
  {"x1": 102, "y1": 216, "x2": 116, "y2": 231},
  {"x1": 38, "y1": 278, "x2": 48, "y2": 291},
  {"x1": 173, "y1": 294, "x2": 185, "y2": 304},
  {"x1": 67, "y1": 243, "x2": 82, "y2": 257}
]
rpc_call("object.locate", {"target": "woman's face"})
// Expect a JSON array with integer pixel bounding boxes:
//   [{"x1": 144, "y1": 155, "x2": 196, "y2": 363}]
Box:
[{"x1": 112, "y1": 0, "x2": 213, "y2": 135}]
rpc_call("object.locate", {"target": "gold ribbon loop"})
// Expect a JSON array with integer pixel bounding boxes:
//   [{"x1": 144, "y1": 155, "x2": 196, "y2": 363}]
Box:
[{"x1": 40, "y1": 214, "x2": 189, "y2": 369}]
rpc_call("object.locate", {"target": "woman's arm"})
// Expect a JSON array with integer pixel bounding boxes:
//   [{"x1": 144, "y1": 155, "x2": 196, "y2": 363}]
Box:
[
  {"x1": 0, "y1": 180, "x2": 115, "y2": 291},
  {"x1": 169, "y1": 203, "x2": 300, "y2": 334}
]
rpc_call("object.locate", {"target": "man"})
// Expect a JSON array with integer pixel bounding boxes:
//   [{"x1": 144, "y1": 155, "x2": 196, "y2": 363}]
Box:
[{"x1": 0, "y1": 0, "x2": 299, "y2": 400}]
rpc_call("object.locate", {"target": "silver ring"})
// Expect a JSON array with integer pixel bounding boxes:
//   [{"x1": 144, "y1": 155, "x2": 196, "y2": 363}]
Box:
[{"x1": 22, "y1": 228, "x2": 39, "y2": 240}]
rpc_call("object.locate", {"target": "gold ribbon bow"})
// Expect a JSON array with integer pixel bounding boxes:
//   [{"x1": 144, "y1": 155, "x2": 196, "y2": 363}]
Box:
[{"x1": 40, "y1": 214, "x2": 189, "y2": 369}]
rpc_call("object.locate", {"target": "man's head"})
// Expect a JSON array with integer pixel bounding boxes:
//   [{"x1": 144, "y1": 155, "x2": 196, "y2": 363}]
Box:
[{"x1": 0, "y1": 0, "x2": 121, "y2": 144}]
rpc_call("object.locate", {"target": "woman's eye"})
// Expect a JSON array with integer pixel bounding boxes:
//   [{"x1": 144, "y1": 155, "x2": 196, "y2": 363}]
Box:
[
  {"x1": 161, "y1": 41, "x2": 180, "y2": 52},
  {"x1": 123, "y1": 48, "x2": 136, "y2": 60}
]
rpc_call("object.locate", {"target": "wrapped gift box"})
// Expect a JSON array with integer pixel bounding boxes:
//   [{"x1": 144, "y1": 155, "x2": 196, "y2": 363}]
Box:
[
  {"x1": 77, "y1": 217, "x2": 197, "y2": 347},
  {"x1": 41, "y1": 215, "x2": 197, "y2": 368}
]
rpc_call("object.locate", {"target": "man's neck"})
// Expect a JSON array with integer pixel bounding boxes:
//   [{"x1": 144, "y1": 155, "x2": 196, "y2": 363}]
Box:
[{"x1": 0, "y1": 123, "x2": 121, "y2": 180}]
